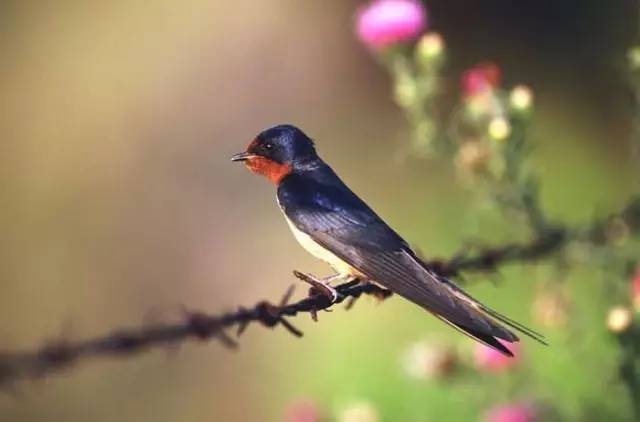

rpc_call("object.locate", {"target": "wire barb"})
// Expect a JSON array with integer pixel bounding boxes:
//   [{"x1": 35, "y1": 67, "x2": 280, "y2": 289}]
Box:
[{"x1": 0, "y1": 195, "x2": 636, "y2": 387}]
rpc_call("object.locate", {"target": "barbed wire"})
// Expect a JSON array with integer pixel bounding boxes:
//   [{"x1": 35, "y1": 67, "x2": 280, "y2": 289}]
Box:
[{"x1": 0, "y1": 196, "x2": 637, "y2": 388}]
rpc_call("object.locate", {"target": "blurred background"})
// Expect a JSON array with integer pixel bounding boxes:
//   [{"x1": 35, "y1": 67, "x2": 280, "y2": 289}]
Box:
[{"x1": 1, "y1": 1, "x2": 639, "y2": 420}]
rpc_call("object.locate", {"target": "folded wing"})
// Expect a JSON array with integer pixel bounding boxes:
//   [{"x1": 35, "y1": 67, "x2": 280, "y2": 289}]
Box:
[{"x1": 282, "y1": 179, "x2": 545, "y2": 356}]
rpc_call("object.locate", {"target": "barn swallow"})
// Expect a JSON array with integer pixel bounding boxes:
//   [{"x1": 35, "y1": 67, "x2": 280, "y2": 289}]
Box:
[{"x1": 231, "y1": 124, "x2": 545, "y2": 356}]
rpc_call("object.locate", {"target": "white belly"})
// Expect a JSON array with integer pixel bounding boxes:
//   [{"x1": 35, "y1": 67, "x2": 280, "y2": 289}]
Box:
[{"x1": 284, "y1": 217, "x2": 363, "y2": 277}]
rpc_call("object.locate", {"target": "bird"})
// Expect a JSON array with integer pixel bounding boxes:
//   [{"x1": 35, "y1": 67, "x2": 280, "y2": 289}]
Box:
[{"x1": 231, "y1": 124, "x2": 545, "y2": 356}]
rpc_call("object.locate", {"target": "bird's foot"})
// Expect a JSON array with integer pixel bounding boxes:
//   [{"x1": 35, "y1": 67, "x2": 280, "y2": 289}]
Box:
[{"x1": 293, "y1": 270, "x2": 339, "y2": 303}]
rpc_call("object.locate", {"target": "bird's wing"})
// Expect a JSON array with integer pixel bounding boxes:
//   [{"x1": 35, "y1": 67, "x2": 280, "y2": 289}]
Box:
[{"x1": 284, "y1": 184, "x2": 545, "y2": 355}]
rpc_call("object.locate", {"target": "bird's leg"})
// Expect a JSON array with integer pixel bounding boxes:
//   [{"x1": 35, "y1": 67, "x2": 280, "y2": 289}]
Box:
[
  {"x1": 323, "y1": 273, "x2": 357, "y2": 285},
  {"x1": 343, "y1": 278, "x2": 371, "y2": 309},
  {"x1": 292, "y1": 271, "x2": 352, "y2": 303}
]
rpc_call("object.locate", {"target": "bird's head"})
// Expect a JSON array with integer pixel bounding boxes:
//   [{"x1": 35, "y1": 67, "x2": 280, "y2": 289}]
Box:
[{"x1": 231, "y1": 124, "x2": 318, "y2": 183}]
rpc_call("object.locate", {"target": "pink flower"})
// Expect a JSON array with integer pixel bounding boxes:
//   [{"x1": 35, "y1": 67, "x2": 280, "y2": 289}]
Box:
[
  {"x1": 631, "y1": 267, "x2": 640, "y2": 310},
  {"x1": 285, "y1": 399, "x2": 322, "y2": 422},
  {"x1": 355, "y1": 0, "x2": 427, "y2": 49},
  {"x1": 474, "y1": 340, "x2": 521, "y2": 372},
  {"x1": 484, "y1": 403, "x2": 537, "y2": 422},
  {"x1": 462, "y1": 62, "x2": 502, "y2": 97}
]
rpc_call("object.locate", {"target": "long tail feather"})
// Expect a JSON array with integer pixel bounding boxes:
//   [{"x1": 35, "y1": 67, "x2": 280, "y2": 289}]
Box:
[
  {"x1": 434, "y1": 315, "x2": 514, "y2": 357},
  {"x1": 428, "y1": 269, "x2": 548, "y2": 346},
  {"x1": 479, "y1": 305, "x2": 548, "y2": 345}
]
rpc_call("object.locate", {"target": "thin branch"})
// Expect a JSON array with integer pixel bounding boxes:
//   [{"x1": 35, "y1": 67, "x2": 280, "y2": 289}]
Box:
[{"x1": 0, "y1": 196, "x2": 638, "y2": 388}]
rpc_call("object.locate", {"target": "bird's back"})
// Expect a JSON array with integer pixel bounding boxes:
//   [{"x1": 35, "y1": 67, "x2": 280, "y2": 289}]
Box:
[{"x1": 277, "y1": 161, "x2": 546, "y2": 356}]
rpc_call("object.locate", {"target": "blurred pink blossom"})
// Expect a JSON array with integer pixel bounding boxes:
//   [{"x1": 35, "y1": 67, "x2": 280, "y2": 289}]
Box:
[
  {"x1": 462, "y1": 62, "x2": 502, "y2": 97},
  {"x1": 474, "y1": 340, "x2": 521, "y2": 372},
  {"x1": 484, "y1": 403, "x2": 537, "y2": 422},
  {"x1": 285, "y1": 399, "x2": 322, "y2": 422},
  {"x1": 355, "y1": 0, "x2": 427, "y2": 49},
  {"x1": 631, "y1": 267, "x2": 640, "y2": 310}
]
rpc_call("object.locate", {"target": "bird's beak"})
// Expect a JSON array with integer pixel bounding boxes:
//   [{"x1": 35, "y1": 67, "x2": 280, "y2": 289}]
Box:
[{"x1": 230, "y1": 151, "x2": 255, "y2": 162}]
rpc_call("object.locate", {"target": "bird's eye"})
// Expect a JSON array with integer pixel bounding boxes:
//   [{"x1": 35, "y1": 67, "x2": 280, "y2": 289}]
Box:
[{"x1": 264, "y1": 142, "x2": 273, "y2": 150}]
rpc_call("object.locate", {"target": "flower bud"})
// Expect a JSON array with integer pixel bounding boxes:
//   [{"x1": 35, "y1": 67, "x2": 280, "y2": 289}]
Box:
[
  {"x1": 533, "y1": 286, "x2": 570, "y2": 328},
  {"x1": 416, "y1": 32, "x2": 444, "y2": 65},
  {"x1": 509, "y1": 85, "x2": 533, "y2": 112},
  {"x1": 628, "y1": 46, "x2": 640, "y2": 71},
  {"x1": 455, "y1": 141, "x2": 491, "y2": 175},
  {"x1": 462, "y1": 62, "x2": 501, "y2": 98},
  {"x1": 488, "y1": 116, "x2": 511, "y2": 141},
  {"x1": 484, "y1": 403, "x2": 537, "y2": 422},
  {"x1": 339, "y1": 401, "x2": 379, "y2": 422},
  {"x1": 475, "y1": 341, "x2": 520, "y2": 372},
  {"x1": 631, "y1": 268, "x2": 640, "y2": 311},
  {"x1": 393, "y1": 78, "x2": 418, "y2": 108},
  {"x1": 355, "y1": 0, "x2": 427, "y2": 50},
  {"x1": 607, "y1": 306, "x2": 633, "y2": 333},
  {"x1": 285, "y1": 399, "x2": 323, "y2": 422},
  {"x1": 402, "y1": 340, "x2": 457, "y2": 379}
]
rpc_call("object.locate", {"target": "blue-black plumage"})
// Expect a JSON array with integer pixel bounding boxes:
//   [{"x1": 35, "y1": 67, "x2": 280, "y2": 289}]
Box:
[{"x1": 232, "y1": 124, "x2": 545, "y2": 356}]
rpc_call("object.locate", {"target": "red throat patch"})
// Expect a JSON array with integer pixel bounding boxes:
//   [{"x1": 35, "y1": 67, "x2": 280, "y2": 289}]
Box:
[{"x1": 245, "y1": 156, "x2": 292, "y2": 184}]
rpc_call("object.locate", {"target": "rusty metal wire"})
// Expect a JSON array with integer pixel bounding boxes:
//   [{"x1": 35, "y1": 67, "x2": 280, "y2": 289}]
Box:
[{"x1": 0, "y1": 196, "x2": 637, "y2": 387}]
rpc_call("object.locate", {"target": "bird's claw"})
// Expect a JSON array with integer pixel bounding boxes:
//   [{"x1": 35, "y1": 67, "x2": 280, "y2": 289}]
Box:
[{"x1": 293, "y1": 270, "x2": 339, "y2": 303}]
